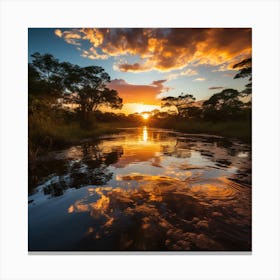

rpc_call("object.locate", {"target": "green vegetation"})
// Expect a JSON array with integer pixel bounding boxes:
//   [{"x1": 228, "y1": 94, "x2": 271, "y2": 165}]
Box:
[
  {"x1": 29, "y1": 111, "x2": 117, "y2": 148},
  {"x1": 29, "y1": 53, "x2": 125, "y2": 158},
  {"x1": 149, "y1": 118, "x2": 251, "y2": 142},
  {"x1": 29, "y1": 53, "x2": 252, "y2": 160}
]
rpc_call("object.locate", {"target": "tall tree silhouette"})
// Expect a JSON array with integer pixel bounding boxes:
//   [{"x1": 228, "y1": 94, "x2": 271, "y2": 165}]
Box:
[
  {"x1": 62, "y1": 63, "x2": 122, "y2": 125},
  {"x1": 233, "y1": 57, "x2": 252, "y2": 96},
  {"x1": 203, "y1": 89, "x2": 244, "y2": 120}
]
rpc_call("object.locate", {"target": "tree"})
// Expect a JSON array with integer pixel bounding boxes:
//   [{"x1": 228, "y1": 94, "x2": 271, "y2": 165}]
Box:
[
  {"x1": 186, "y1": 106, "x2": 202, "y2": 119},
  {"x1": 161, "y1": 93, "x2": 195, "y2": 117},
  {"x1": 233, "y1": 57, "x2": 252, "y2": 96},
  {"x1": 28, "y1": 63, "x2": 49, "y2": 114},
  {"x1": 30, "y1": 52, "x2": 64, "y2": 97},
  {"x1": 29, "y1": 53, "x2": 122, "y2": 127},
  {"x1": 62, "y1": 63, "x2": 122, "y2": 125},
  {"x1": 28, "y1": 63, "x2": 44, "y2": 96},
  {"x1": 203, "y1": 89, "x2": 244, "y2": 120}
]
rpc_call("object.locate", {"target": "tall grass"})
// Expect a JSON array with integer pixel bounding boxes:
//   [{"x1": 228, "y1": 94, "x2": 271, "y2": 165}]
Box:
[{"x1": 28, "y1": 111, "x2": 119, "y2": 158}]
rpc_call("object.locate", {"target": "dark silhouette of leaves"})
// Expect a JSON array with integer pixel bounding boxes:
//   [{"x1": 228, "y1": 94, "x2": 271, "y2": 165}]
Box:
[
  {"x1": 233, "y1": 57, "x2": 252, "y2": 96},
  {"x1": 161, "y1": 93, "x2": 196, "y2": 117}
]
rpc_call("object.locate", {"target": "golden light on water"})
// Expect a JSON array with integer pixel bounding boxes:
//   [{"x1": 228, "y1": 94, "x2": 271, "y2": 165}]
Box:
[{"x1": 143, "y1": 126, "x2": 148, "y2": 142}]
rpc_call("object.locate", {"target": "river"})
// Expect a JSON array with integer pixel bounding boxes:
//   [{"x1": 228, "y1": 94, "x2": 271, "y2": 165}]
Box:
[{"x1": 28, "y1": 127, "x2": 251, "y2": 251}]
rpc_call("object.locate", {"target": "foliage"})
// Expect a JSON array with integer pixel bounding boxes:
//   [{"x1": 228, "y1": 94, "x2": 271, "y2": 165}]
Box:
[
  {"x1": 233, "y1": 57, "x2": 252, "y2": 96},
  {"x1": 30, "y1": 52, "x2": 64, "y2": 97},
  {"x1": 61, "y1": 63, "x2": 122, "y2": 125},
  {"x1": 185, "y1": 106, "x2": 203, "y2": 119},
  {"x1": 29, "y1": 52, "x2": 123, "y2": 127},
  {"x1": 202, "y1": 89, "x2": 245, "y2": 120},
  {"x1": 160, "y1": 56, "x2": 253, "y2": 122},
  {"x1": 161, "y1": 93, "x2": 196, "y2": 117},
  {"x1": 150, "y1": 118, "x2": 251, "y2": 142},
  {"x1": 28, "y1": 53, "x2": 252, "y2": 159}
]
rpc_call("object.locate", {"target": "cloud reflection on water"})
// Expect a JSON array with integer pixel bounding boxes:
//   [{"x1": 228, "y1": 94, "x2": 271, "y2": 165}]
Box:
[{"x1": 67, "y1": 174, "x2": 251, "y2": 251}]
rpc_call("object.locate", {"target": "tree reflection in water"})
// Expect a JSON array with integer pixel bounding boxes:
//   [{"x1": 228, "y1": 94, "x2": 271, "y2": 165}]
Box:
[{"x1": 30, "y1": 143, "x2": 123, "y2": 197}]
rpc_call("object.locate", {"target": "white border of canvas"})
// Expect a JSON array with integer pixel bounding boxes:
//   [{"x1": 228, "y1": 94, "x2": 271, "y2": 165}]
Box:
[{"x1": 0, "y1": 0, "x2": 279, "y2": 279}]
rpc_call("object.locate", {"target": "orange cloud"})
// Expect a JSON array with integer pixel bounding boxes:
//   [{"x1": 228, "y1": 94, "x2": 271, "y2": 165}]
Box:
[
  {"x1": 54, "y1": 29, "x2": 62, "y2": 38},
  {"x1": 108, "y1": 79, "x2": 170, "y2": 104},
  {"x1": 55, "y1": 28, "x2": 252, "y2": 72},
  {"x1": 55, "y1": 29, "x2": 81, "y2": 46},
  {"x1": 116, "y1": 62, "x2": 151, "y2": 72},
  {"x1": 81, "y1": 47, "x2": 108, "y2": 60}
]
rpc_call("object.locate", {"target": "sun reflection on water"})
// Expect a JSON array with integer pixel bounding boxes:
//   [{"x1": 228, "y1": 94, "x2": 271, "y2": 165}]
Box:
[{"x1": 142, "y1": 126, "x2": 148, "y2": 142}]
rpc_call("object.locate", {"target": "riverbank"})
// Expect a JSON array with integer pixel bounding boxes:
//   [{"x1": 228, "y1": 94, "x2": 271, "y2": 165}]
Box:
[
  {"x1": 28, "y1": 116, "x2": 118, "y2": 161},
  {"x1": 149, "y1": 119, "x2": 251, "y2": 142},
  {"x1": 28, "y1": 116, "x2": 141, "y2": 161},
  {"x1": 29, "y1": 118, "x2": 251, "y2": 159}
]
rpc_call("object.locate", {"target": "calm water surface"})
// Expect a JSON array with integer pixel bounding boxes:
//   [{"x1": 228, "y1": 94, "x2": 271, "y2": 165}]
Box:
[{"x1": 28, "y1": 127, "x2": 251, "y2": 251}]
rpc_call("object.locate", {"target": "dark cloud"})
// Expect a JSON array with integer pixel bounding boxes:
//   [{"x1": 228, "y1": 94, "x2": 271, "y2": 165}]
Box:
[{"x1": 117, "y1": 62, "x2": 149, "y2": 72}]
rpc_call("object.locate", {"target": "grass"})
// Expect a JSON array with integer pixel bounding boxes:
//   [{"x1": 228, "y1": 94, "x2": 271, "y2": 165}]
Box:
[
  {"x1": 28, "y1": 113, "x2": 121, "y2": 159},
  {"x1": 30, "y1": 119, "x2": 118, "y2": 147}
]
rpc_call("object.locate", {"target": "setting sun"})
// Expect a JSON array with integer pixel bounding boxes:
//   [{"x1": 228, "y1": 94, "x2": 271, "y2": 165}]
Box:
[{"x1": 142, "y1": 113, "x2": 149, "y2": 120}]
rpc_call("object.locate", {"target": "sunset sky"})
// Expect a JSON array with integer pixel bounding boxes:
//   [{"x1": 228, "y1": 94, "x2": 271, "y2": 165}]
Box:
[{"x1": 28, "y1": 28, "x2": 251, "y2": 114}]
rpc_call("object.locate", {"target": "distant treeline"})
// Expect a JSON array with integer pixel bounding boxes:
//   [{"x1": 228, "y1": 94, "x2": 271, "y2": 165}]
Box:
[{"x1": 28, "y1": 53, "x2": 252, "y2": 154}]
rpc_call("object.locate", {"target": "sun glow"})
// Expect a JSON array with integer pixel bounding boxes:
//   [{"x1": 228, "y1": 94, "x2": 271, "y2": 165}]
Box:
[
  {"x1": 132, "y1": 103, "x2": 159, "y2": 114},
  {"x1": 142, "y1": 113, "x2": 149, "y2": 120}
]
